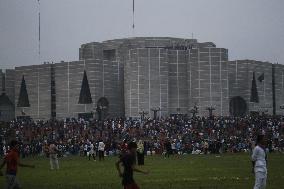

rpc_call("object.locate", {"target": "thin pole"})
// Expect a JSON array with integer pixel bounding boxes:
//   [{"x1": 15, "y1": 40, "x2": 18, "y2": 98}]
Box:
[
  {"x1": 37, "y1": 0, "x2": 41, "y2": 119},
  {"x1": 38, "y1": 0, "x2": 41, "y2": 63},
  {"x1": 132, "y1": 0, "x2": 135, "y2": 36}
]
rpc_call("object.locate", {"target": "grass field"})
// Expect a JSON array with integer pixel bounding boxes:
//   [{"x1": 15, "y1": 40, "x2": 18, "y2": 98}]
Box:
[{"x1": 0, "y1": 153, "x2": 283, "y2": 189}]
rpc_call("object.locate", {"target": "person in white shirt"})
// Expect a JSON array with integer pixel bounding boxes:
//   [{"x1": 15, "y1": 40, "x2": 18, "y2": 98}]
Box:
[
  {"x1": 171, "y1": 140, "x2": 176, "y2": 155},
  {"x1": 251, "y1": 134, "x2": 267, "y2": 189},
  {"x1": 84, "y1": 144, "x2": 88, "y2": 157},
  {"x1": 137, "y1": 140, "x2": 144, "y2": 165},
  {"x1": 88, "y1": 142, "x2": 96, "y2": 161},
  {"x1": 98, "y1": 140, "x2": 105, "y2": 161}
]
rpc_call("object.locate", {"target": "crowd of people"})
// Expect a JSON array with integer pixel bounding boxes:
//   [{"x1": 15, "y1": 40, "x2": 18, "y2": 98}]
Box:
[{"x1": 0, "y1": 115, "x2": 283, "y2": 158}]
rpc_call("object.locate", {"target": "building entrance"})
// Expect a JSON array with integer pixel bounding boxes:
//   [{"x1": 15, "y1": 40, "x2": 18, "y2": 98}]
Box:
[{"x1": 229, "y1": 96, "x2": 247, "y2": 117}]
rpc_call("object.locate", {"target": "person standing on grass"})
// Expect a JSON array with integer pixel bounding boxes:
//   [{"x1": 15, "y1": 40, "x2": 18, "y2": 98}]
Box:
[
  {"x1": 136, "y1": 140, "x2": 144, "y2": 165},
  {"x1": 164, "y1": 139, "x2": 172, "y2": 158},
  {"x1": 98, "y1": 140, "x2": 105, "y2": 161},
  {"x1": 116, "y1": 141, "x2": 148, "y2": 189},
  {"x1": 88, "y1": 141, "x2": 96, "y2": 161},
  {"x1": 252, "y1": 134, "x2": 267, "y2": 189},
  {"x1": 49, "y1": 141, "x2": 59, "y2": 170},
  {"x1": 0, "y1": 140, "x2": 35, "y2": 189},
  {"x1": 84, "y1": 143, "x2": 88, "y2": 157}
]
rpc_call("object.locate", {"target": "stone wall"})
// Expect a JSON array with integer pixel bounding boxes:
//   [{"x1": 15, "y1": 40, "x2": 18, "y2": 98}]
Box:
[
  {"x1": 15, "y1": 64, "x2": 51, "y2": 119},
  {"x1": 54, "y1": 59, "x2": 122, "y2": 120},
  {"x1": 168, "y1": 50, "x2": 188, "y2": 115},
  {"x1": 228, "y1": 60, "x2": 274, "y2": 115},
  {"x1": 9, "y1": 37, "x2": 283, "y2": 120},
  {"x1": 124, "y1": 48, "x2": 169, "y2": 118},
  {"x1": 5, "y1": 69, "x2": 15, "y2": 105},
  {"x1": 189, "y1": 48, "x2": 229, "y2": 116}
]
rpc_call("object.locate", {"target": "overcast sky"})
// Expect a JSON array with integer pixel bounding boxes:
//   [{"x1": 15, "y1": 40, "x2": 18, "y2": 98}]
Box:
[{"x1": 0, "y1": 0, "x2": 284, "y2": 69}]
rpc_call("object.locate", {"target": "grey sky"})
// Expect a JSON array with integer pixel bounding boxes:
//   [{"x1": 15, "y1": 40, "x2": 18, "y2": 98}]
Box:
[{"x1": 0, "y1": 0, "x2": 284, "y2": 69}]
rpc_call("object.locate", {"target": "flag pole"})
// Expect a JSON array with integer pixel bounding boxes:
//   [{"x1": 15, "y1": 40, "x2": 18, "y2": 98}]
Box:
[
  {"x1": 37, "y1": 0, "x2": 41, "y2": 119},
  {"x1": 38, "y1": 0, "x2": 41, "y2": 63},
  {"x1": 132, "y1": 0, "x2": 135, "y2": 37}
]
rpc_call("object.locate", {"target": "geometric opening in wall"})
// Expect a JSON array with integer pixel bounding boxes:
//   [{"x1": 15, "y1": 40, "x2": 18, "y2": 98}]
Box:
[
  {"x1": 78, "y1": 112, "x2": 93, "y2": 121},
  {"x1": 103, "y1": 49, "x2": 116, "y2": 61},
  {"x1": 17, "y1": 75, "x2": 30, "y2": 107},
  {"x1": 78, "y1": 70, "x2": 93, "y2": 104},
  {"x1": 96, "y1": 97, "x2": 109, "y2": 120},
  {"x1": 229, "y1": 96, "x2": 247, "y2": 117}
]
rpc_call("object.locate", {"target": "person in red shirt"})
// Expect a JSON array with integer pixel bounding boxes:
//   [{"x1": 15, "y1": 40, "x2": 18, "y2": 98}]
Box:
[{"x1": 0, "y1": 140, "x2": 35, "y2": 189}]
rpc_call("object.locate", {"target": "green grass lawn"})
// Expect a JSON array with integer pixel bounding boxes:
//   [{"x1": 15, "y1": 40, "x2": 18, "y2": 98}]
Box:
[{"x1": 1, "y1": 153, "x2": 283, "y2": 189}]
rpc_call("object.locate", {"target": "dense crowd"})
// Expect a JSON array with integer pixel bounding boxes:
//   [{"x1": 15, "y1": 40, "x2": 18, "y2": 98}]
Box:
[{"x1": 0, "y1": 115, "x2": 283, "y2": 158}]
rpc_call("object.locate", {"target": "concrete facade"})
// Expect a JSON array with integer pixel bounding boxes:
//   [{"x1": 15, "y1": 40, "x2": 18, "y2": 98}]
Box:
[
  {"x1": 13, "y1": 59, "x2": 123, "y2": 120},
  {"x1": 14, "y1": 64, "x2": 52, "y2": 119},
  {"x1": 2, "y1": 37, "x2": 283, "y2": 120},
  {"x1": 189, "y1": 47, "x2": 229, "y2": 116},
  {"x1": 119, "y1": 38, "x2": 229, "y2": 117},
  {"x1": 0, "y1": 69, "x2": 15, "y2": 105},
  {"x1": 0, "y1": 69, "x2": 15, "y2": 121},
  {"x1": 125, "y1": 48, "x2": 169, "y2": 118},
  {"x1": 228, "y1": 60, "x2": 283, "y2": 115},
  {"x1": 168, "y1": 50, "x2": 189, "y2": 115},
  {"x1": 274, "y1": 64, "x2": 284, "y2": 115},
  {"x1": 5, "y1": 69, "x2": 15, "y2": 105}
]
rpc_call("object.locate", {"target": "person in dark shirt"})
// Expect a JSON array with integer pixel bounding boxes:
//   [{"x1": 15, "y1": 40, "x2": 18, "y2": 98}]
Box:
[
  {"x1": 116, "y1": 141, "x2": 148, "y2": 189},
  {"x1": 164, "y1": 139, "x2": 172, "y2": 158}
]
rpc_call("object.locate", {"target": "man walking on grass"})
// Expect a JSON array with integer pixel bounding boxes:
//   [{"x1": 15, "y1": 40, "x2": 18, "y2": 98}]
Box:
[
  {"x1": 116, "y1": 141, "x2": 148, "y2": 189},
  {"x1": 252, "y1": 134, "x2": 267, "y2": 189},
  {"x1": 0, "y1": 140, "x2": 35, "y2": 189},
  {"x1": 49, "y1": 140, "x2": 59, "y2": 170},
  {"x1": 88, "y1": 141, "x2": 96, "y2": 161}
]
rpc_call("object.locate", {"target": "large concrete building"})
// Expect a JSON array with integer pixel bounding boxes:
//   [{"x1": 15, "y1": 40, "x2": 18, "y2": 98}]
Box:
[
  {"x1": 1, "y1": 37, "x2": 283, "y2": 120},
  {"x1": 80, "y1": 37, "x2": 229, "y2": 118}
]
